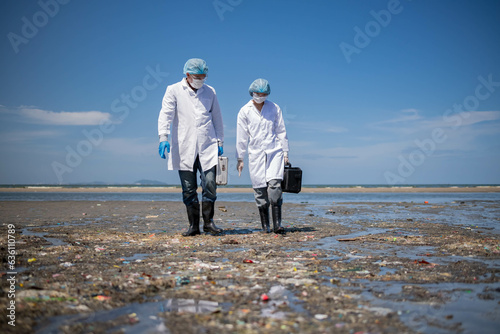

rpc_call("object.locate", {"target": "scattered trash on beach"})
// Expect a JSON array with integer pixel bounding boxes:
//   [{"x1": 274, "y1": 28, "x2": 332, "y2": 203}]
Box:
[{"x1": 3, "y1": 199, "x2": 499, "y2": 334}]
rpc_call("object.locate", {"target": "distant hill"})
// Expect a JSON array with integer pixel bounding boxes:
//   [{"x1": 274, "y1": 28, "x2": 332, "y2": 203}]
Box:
[{"x1": 133, "y1": 179, "x2": 167, "y2": 185}]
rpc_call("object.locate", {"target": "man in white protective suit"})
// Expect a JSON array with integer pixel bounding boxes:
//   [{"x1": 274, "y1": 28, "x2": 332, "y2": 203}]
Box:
[
  {"x1": 236, "y1": 78, "x2": 289, "y2": 234},
  {"x1": 158, "y1": 58, "x2": 224, "y2": 236}
]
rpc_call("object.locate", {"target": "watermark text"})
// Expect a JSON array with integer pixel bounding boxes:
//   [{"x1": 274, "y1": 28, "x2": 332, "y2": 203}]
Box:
[
  {"x1": 384, "y1": 74, "x2": 500, "y2": 184},
  {"x1": 6, "y1": 224, "x2": 17, "y2": 327},
  {"x1": 51, "y1": 65, "x2": 168, "y2": 183},
  {"x1": 7, "y1": 0, "x2": 71, "y2": 54}
]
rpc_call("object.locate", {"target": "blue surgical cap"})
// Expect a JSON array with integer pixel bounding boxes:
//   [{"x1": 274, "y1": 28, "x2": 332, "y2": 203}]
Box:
[
  {"x1": 249, "y1": 78, "x2": 271, "y2": 96},
  {"x1": 183, "y1": 58, "x2": 208, "y2": 75}
]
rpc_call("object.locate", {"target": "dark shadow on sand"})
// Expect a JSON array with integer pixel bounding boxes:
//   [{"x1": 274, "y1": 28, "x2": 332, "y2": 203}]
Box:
[
  {"x1": 217, "y1": 226, "x2": 317, "y2": 236},
  {"x1": 218, "y1": 228, "x2": 255, "y2": 235}
]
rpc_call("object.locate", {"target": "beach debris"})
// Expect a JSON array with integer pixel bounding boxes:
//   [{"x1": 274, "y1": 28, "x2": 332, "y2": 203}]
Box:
[
  {"x1": 218, "y1": 206, "x2": 227, "y2": 212},
  {"x1": 18, "y1": 289, "x2": 72, "y2": 301},
  {"x1": 60, "y1": 262, "x2": 74, "y2": 267},
  {"x1": 268, "y1": 285, "x2": 286, "y2": 299},
  {"x1": 176, "y1": 276, "x2": 190, "y2": 285},
  {"x1": 128, "y1": 313, "x2": 139, "y2": 324},
  {"x1": 6, "y1": 198, "x2": 499, "y2": 333},
  {"x1": 221, "y1": 239, "x2": 239, "y2": 244},
  {"x1": 414, "y1": 259, "x2": 438, "y2": 266},
  {"x1": 94, "y1": 295, "x2": 111, "y2": 301},
  {"x1": 362, "y1": 306, "x2": 393, "y2": 316}
]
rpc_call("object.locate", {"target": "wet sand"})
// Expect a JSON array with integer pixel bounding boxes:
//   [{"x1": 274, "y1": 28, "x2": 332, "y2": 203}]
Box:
[
  {"x1": 1, "y1": 199, "x2": 499, "y2": 333},
  {"x1": 2, "y1": 186, "x2": 500, "y2": 193}
]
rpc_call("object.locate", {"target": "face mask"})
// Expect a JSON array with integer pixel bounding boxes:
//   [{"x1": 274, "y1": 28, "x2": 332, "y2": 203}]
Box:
[
  {"x1": 189, "y1": 77, "x2": 205, "y2": 89},
  {"x1": 253, "y1": 94, "x2": 267, "y2": 104}
]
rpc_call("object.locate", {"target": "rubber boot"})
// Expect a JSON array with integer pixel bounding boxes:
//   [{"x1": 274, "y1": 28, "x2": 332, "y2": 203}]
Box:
[
  {"x1": 202, "y1": 202, "x2": 223, "y2": 235},
  {"x1": 258, "y1": 206, "x2": 271, "y2": 233},
  {"x1": 271, "y1": 204, "x2": 285, "y2": 234},
  {"x1": 182, "y1": 202, "x2": 201, "y2": 237}
]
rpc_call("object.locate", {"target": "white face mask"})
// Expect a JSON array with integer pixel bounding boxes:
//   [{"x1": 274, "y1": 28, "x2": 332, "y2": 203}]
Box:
[
  {"x1": 189, "y1": 76, "x2": 205, "y2": 89},
  {"x1": 253, "y1": 94, "x2": 267, "y2": 104}
]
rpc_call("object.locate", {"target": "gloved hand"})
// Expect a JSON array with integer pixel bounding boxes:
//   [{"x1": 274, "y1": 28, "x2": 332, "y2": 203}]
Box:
[
  {"x1": 237, "y1": 160, "x2": 244, "y2": 177},
  {"x1": 218, "y1": 145, "x2": 223, "y2": 156},
  {"x1": 284, "y1": 152, "x2": 290, "y2": 165},
  {"x1": 159, "y1": 141, "x2": 170, "y2": 159}
]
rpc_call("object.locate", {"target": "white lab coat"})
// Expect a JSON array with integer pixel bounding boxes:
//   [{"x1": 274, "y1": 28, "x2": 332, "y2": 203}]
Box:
[
  {"x1": 158, "y1": 78, "x2": 224, "y2": 171},
  {"x1": 236, "y1": 100, "x2": 289, "y2": 188}
]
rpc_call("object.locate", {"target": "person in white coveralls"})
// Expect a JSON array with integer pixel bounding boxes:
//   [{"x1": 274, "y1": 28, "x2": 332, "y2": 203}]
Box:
[
  {"x1": 158, "y1": 58, "x2": 224, "y2": 236},
  {"x1": 236, "y1": 78, "x2": 289, "y2": 234}
]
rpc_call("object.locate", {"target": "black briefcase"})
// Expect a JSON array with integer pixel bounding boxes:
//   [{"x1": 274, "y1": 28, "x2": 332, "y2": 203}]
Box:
[{"x1": 281, "y1": 163, "x2": 302, "y2": 193}]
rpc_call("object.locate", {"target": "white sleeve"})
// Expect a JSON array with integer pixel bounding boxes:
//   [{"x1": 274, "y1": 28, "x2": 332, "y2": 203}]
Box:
[
  {"x1": 236, "y1": 110, "x2": 249, "y2": 160},
  {"x1": 210, "y1": 92, "x2": 224, "y2": 144},
  {"x1": 275, "y1": 105, "x2": 289, "y2": 152},
  {"x1": 158, "y1": 85, "x2": 176, "y2": 139}
]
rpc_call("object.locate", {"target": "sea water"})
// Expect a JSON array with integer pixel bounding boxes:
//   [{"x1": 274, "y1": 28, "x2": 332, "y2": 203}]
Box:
[{"x1": 1, "y1": 190, "x2": 499, "y2": 204}]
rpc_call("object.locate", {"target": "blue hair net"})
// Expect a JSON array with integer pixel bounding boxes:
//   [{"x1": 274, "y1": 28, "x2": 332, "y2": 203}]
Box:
[
  {"x1": 249, "y1": 78, "x2": 271, "y2": 96},
  {"x1": 183, "y1": 58, "x2": 209, "y2": 75}
]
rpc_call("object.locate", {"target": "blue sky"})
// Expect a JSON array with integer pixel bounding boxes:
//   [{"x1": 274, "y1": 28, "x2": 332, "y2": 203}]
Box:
[{"x1": 1, "y1": 0, "x2": 499, "y2": 185}]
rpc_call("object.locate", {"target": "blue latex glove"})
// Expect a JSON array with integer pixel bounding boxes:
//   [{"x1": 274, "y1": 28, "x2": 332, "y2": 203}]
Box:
[
  {"x1": 218, "y1": 145, "x2": 223, "y2": 156},
  {"x1": 159, "y1": 141, "x2": 170, "y2": 159}
]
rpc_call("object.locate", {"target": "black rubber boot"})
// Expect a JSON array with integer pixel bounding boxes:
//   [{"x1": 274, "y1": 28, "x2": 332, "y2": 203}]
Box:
[
  {"x1": 182, "y1": 202, "x2": 201, "y2": 237},
  {"x1": 258, "y1": 206, "x2": 270, "y2": 233},
  {"x1": 202, "y1": 202, "x2": 223, "y2": 235},
  {"x1": 271, "y1": 204, "x2": 285, "y2": 234}
]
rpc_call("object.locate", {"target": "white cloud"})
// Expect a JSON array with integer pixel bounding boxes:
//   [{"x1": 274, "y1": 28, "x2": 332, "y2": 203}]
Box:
[
  {"x1": 421, "y1": 111, "x2": 500, "y2": 129},
  {"x1": 373, "y1": 109, "x2": 422, "y2": 126},
  {"x1": 0, "y1": 130, "x2": 64, "y2": 143},
  {"x1": 369, "y1": 109, "x2": 500, "y2": 135},
  {"x1": 461, "y1": 111, "x2": 500, "y2": 125},
  {"x1": 17, "y1": 106, "x2": 115, "y2": 126},
  {"x1": 367, "y1": 109, "x2": 424, "y2": 135}
]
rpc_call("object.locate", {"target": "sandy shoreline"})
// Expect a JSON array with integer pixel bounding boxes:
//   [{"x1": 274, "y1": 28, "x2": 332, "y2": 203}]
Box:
[
  {"x1": 1, "y1": 199, "x2": 499, "y2": 333},
  {"x1": 1, "y1": 186, "x2": 499, "y2": 193}
]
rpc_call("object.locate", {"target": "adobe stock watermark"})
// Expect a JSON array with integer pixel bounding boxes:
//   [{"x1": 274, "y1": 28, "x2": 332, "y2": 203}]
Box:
[
  {"x1": 7, "y1": 0, "x2": 71, "y2": 54},
  {"x1": 213, "y1": 0, "x2": 243, "y2": 21},
  {"x1": 6, "y1": 224, "x2": 17, "y2": 327},
  {"x1": 339, "y1": 0, "x2": 411, "y2": 64},
  {"x1": 51, "y1": 65, "x2": 169, "y2": 183},
  {"x1": 384, "y1": 74, "x2": 500, "y2": 185}
]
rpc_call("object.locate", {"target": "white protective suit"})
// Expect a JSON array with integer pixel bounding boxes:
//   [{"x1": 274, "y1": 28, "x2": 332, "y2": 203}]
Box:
[
  {"x1": 236, "y1": 100, "x2": 289, "y2": 188},
  {"x1": 158, "y1": 78, "x2": 224, "y2": 171}
]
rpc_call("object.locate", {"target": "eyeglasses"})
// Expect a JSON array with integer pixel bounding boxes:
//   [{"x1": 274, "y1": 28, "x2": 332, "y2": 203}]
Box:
[{"x1": 189, "y1": 74, "x2": 206, "y2": 80}]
